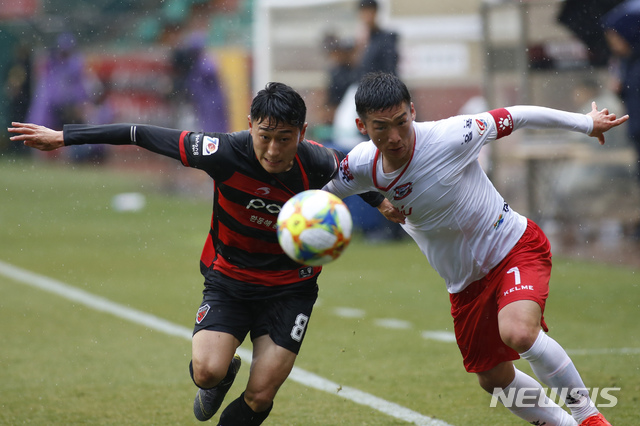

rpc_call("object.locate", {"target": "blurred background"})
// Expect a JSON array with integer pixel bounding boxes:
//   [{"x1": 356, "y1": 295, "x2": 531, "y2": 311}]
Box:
[{"x1": 1, "y1": 0, "x2": 639, "y2": 262}]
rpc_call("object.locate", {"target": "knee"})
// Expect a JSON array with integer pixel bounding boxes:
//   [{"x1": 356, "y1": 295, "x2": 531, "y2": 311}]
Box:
[
  {"x1": 476, "y1": 362, "x2": 515, "y2": 394},
  {"x1": 477, "y1": 373, "x2": 499, "y2": 394},
  {"x1": 500, "y1": 326, "x2": 540, "y2": 353},
  {"x1": 191, "y1": 358, "x2": 228, "y2": 389},
  {"x1": 498, "y1": 300, "x2": 543, "y2": 353},
  {"x1": 244, "y1": 388, "x2": 276, "y2": 413}
]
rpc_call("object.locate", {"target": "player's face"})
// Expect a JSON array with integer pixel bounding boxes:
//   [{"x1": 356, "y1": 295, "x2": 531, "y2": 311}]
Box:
[
  {"x1": 356, "y1": 102, "x2": 416, "y2": 171},
  {"x1": 249, "y1": 116, "x2": 307, "y2": 174}
]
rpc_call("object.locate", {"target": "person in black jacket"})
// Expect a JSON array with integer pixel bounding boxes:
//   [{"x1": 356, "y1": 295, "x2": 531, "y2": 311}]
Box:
[
  {"x1": 603, "y1": 0, "x2": 640, "y2": 240},
  {"x1": 354, "y1": 0, "x2": 398, "y2": 79},
  {"x1": 9, "y1": 82, "x2": 399, "y2": 425}
]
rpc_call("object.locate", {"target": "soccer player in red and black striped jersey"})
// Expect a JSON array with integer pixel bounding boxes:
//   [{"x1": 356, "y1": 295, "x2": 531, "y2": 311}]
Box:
[{"x1": 9, "y1": 82, "x2": 398, "y2": 425}]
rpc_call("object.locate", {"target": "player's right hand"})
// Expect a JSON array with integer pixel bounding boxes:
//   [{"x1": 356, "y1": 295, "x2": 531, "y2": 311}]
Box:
[{"x1": 8, "y1": 122, "x2": 65, "y2": 151}]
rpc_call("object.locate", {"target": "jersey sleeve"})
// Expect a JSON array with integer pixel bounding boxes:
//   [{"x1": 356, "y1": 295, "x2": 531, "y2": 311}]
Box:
[
  {"x1": 503, "y1": 105, "x2": 593, "y2": 135},
  {"x1": 63, "y1": 123, "x2": 188, "y2": 162},
  {"x1": 177, "y1": 131, "x2": 237, "y2": 169},
  {"x1": 303, "y1": 141, "x2": 384, "y2": 207},
  {"x1": 323, "y1": 142, "x2": 377, "y2": 200},
  {"x1": 448, "y1": 105, "x2": 592, "y2": 149}
]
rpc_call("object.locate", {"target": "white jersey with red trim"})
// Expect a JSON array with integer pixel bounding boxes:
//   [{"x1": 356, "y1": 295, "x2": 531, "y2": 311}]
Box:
[{"x1": 324, "y1": 106, "x2": 593, "y2": 293}]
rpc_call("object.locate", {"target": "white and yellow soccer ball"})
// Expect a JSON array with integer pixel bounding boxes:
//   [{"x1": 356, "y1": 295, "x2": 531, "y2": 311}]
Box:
[{"x1": 277, "y1": 190, "x2": 353, "y2": 266}]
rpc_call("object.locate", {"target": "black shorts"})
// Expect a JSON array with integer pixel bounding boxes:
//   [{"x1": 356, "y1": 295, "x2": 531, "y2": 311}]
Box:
[{"x1": 193, "y1": 271, "x2": 319, "y2": 354}]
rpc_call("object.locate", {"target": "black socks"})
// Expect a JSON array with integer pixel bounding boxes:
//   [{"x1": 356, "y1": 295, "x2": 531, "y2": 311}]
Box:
[{"x1": 217, "y1": 392, "x2": 272, "y2": 426}]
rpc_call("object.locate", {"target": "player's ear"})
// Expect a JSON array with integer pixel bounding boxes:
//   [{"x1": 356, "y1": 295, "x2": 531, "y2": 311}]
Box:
[
  {"x1": 356, "y1": 118, "x2": 368, "y2": 135},
  {"x1": 410, "y1": 102, "x2": 416, "y2": 121},
  {"x1": 247, "y1": 115, "x2": 253, "y2": 131},
  {"x1": 299, "y1": 122, "x2": 308, "y2": 142}
]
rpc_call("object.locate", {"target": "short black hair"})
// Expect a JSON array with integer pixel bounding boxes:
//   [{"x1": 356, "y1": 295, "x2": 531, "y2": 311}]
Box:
[
  {"x1": 250, "y1": 82, "x2": 307, "y2": 130},
  {"x1": 359, "y1": 0, "x2": 378, "y2": 10},
  {"x1": 355, "y1": 72, "x2": 411, "y2": 118}
]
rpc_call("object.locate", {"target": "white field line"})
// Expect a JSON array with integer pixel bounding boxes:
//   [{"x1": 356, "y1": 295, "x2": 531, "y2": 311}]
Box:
[
  {"x1": 0, "y1": 260, "x2": 451, "y2": 426},
  {"x1": 332, "y1": 308, "x2": 639, "y2": 357}
]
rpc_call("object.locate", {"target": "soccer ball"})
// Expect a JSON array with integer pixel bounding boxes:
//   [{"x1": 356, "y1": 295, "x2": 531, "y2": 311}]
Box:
[{"x1": 277, "y1": 190, "x2": 353, "y2": 266}]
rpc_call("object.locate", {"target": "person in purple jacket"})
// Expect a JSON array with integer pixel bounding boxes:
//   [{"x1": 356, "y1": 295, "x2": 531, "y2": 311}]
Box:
[
  {"x1": 171, "y1": 34, "x2": 229, "y2": 133},
  {"x1": 27, "y1": 33, "x2": 91, "y2": 130}
]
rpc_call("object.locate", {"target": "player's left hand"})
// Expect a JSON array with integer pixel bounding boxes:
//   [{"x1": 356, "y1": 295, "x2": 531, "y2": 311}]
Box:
[
  {"x1": 8, "y1": 122, "x2": 65, "y2": 151},
  {"x1": 377, "y1": 199, "x2": 405, "y2": 224},
  {"x1": 587, "y1": 101, "x2": 629, "y2": 145}
]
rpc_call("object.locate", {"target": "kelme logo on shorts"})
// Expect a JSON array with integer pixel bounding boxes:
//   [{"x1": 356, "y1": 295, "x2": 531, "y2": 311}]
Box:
[{"x1": 196, "y1": 304, "x2": 210, "y2": 324}]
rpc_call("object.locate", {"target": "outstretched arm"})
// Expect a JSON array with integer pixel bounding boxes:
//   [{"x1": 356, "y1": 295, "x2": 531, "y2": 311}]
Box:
[
  {"x1": 505, "y1": 103, "x2": 628, "y2": 146},
  {"x1": 9, "y1": 121, "x2": 188, "y2": 164},
  {"x1": 587, "y1": 101, "x2": 629, "y2": 145},
  {"x1": 8, "y1": 122, "x2": 65, "y2": 151}
]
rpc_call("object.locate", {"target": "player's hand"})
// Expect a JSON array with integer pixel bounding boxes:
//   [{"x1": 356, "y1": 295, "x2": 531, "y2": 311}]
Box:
[
  {"x1": 587, "y1": 101, "x2": 629, "y2": 145},
  {"x1": 377, "y1": 199, "x2": 405, "y2": 224},
  {"x1": 8, "y1": 122, "x2": 65, "y2": 151}
]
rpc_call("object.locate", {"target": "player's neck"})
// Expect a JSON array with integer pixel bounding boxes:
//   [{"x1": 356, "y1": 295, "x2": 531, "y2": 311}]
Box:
[{"x1": 381, "y1": 153, "x2": 411, "y2": 173}]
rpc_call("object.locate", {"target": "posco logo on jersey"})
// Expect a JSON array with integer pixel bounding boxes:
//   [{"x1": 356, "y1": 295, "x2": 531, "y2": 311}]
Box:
[{"x1": 246, "y1": 199, "x2": 281, "y2": 214}]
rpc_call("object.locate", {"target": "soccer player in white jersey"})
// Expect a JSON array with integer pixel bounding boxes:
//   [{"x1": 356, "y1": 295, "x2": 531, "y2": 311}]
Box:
[{"x1": 324, "y1": 72, "x2": 628, "y2": 426}]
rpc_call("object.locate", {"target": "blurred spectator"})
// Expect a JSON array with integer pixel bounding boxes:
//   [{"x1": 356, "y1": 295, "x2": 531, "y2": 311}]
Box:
[
  {"x1": 602, "y1": 0, "x2": 640, "y2": 239},
  {"x1": 26, "y1": 33, "x2": 104, "y2": 163},
  {"x1": 27, "y1": 33, "x2": 91, "y2": 130},
  {"x1": 4, "y1": 43, "x2": 32, "y2": 155},
  {"x1": 333, "y1": 0, "x2": 399, "y2": 152},
  {"x1": 171, "y1": 34, "x2": 229, "y2": 133},
  {"x1": 322, "y1": 33, "x2": 356, "y2": 126},
  {"x1": 353, "y1": 0, "x2": 399, "y2": 80},
  {"x1": 330, "y1": 0, "x2": 403, "y2": 241},
  {"x1": 86, "y1": 83, "x2": 116, "y2": 127},
  {"x1": 558, "y1": 0, "x2": 624, "y2": 67}
]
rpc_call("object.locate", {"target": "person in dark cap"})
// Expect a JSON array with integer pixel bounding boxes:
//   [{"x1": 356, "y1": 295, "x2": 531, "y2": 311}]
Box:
[{"x1": 354, "y1": 0, "x2": 398, "y2": 79}]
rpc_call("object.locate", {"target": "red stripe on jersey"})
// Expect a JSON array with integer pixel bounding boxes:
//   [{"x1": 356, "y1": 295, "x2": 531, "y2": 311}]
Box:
[
  {"x1": 489, "y1": 108, "x2": 514, "y2": 139},
  {"x1": 305, "y1": 138, "x2": 324, "y2": 147},
  {"x1": 178, "y1": 130, "x2": 190, "y2": 166},
  {"x1": 201, "y1": 229, "x2": 215, "y2": 267},
  {"x1": 217, "y1": 220, "x2": 282, "y2": 254},
  {"x1": 293, "y1": 154, "x2": 309, "y2": 191},
  {"x1": 212, "y1": 254, "x2": 321, "y2": 286},
  {"x1": 217, "y1": 190, "x2": 279, "y2": 232},
  {"x1": 200, "y1": 213, "x2": 216, "y2": 267},
  {"x1": 224, "y1": 172, "x2": 293, "y2": 202}
]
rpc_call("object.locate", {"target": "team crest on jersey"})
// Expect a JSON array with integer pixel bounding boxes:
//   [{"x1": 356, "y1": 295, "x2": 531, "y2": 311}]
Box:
[
  {"x1": 340, "y1": 156, "x2": 354, "y2": 182},
  {"x1": 475, "y1": 118, "x2": 488, "y2": 136},
  {"x1": 196, "y1": 304, "x2": 210, "y2": 324},
  {"x1": 393, "y1": 182, "x2": 413, "y2": 200},
  {"x1": 203, "y1": 136, "x2": 219, "y2": 155}
]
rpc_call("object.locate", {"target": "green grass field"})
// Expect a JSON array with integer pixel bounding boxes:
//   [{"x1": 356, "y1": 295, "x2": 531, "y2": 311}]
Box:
[{"x1": 1, "y1": 158, "x2": 639, "y2": 425}]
